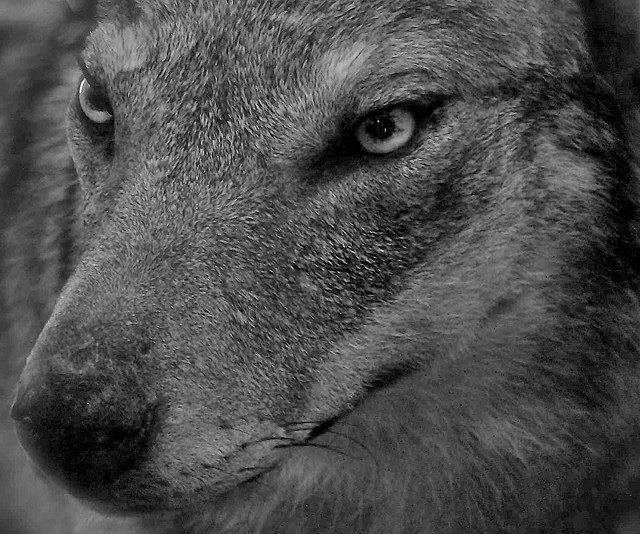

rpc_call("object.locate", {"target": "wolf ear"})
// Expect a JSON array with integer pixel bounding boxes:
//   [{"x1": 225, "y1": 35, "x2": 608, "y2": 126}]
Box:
[{"x1": 578, "y1": 0, "x2": 640, "y2": 107}]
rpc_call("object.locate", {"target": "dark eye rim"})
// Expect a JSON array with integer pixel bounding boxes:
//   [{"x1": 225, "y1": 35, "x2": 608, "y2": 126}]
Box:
[
  {"x1": 74, "y1": 55, "x2": 115, "y2": 135},
  {"x1": 327, "y1": 97, "x2": 448, "y2": 161},
  {"x1": 359, "y1": 99, "x2": 446, "y2": 148},
  {"x1": 74, "y1": 75, "x2": 115, "y2": 135}
]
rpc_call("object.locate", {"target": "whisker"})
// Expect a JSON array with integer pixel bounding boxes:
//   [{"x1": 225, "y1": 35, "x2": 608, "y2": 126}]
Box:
[
  {"x1": 274, "y1": 442, "x2": 355, "y2": 460},
  {"x1": 282, "y1": 420, "x2": 375, "y2": 462},
  {"x1": 199, "y1": 462, "x2": 235, "y2": 476},
  {"x1": 283, "y1": 419, "x2": 364, "y2": 433},
  {"x1": 239, "y1": 436, "x2": 295, "y2": 450},
  {"x1": 320, "y1": 429, "x2": 376, "y2": 463}
]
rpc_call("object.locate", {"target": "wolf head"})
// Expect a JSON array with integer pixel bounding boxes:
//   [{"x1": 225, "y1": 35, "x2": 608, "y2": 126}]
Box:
[{"x1": 11, "y1": 0, "x2": 640, "y2": 530}]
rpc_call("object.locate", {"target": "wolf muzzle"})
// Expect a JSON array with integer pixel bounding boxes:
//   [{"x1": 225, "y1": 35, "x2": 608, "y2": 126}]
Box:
[{"x1": 10, "y1": 326, "x2": 157, "y2": 496}]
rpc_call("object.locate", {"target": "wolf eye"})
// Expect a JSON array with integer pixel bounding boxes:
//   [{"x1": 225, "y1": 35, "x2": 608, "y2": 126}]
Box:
[
  {"x1": 77, "y1": 77, "x2": 113, "y2": 125},
  {"x1": 355, "y1": 107, "x2": 416, "y2": 155}
]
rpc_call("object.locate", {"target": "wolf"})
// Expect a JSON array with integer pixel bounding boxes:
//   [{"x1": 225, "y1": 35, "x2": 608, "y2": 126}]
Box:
[
  {"x1": 4, "y1": 0, "x2": 640, "y2": 532},
  {"x1": 0, "y1": 3, "x2": 141, "y2": 532}
]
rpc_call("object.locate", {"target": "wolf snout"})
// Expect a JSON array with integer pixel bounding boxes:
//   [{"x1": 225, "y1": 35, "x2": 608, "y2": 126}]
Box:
[{"x1": 10, "y1": 326, "x2": 157, "y2": 496}]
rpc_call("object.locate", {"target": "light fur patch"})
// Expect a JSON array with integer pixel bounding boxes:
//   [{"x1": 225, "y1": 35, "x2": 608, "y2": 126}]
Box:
[
  {"x1": 269, "y1": 11, "x2": 309, "y2": 29},
  {"x1": 89, "y1": 22, "x2": 153, "y2": 73},
  {"x1": 269, "y1": 42, "x2": 374, "y2": 143},
  {"x1": 319, "y1": 42, "x2": 374, "y2": 88},
  {"x1": 538, "y1": 137, "x2": 603, "y2": 198}
]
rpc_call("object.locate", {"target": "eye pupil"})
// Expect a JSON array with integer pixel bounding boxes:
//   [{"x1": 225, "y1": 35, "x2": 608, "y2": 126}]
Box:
[
  {"x1": 87, "y1": 88, "x2": 111, "y2": 113},
  {"x1": 365, "y1": 115, "x2": 396, "y2": 141},
  {"x1": 354, "y1": 107, "x2": 417, "y2": 155}
]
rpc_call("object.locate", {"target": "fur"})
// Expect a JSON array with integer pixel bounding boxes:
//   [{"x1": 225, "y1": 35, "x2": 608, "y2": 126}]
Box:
[{"x1": 3, "y1": 0, "x2": 640, "y2": 532}]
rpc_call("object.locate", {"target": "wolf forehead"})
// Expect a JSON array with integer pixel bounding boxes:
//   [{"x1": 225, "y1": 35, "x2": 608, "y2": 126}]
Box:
[{"x1": 86, "y1": 0, "x2": 587, "y2": 91}]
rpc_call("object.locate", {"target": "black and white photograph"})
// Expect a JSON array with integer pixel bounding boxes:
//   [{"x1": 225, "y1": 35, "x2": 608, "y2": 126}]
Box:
[{"x1": 1, "y1": 1, "x2": 640, "y2": 532}]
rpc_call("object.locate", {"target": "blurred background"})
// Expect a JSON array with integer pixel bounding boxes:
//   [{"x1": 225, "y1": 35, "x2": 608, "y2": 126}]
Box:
[
  {"x1": 0, "y1": 1, "x2": 134, "y2": 532},
  {"x1": 0, "y1": 1, "x2": 639, "y2": 533}
]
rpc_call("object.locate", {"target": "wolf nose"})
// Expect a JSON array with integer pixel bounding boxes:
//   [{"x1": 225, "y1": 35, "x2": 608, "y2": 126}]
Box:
[{"x1": 11, "y1": 366, "x2": 156, "y2": 495}]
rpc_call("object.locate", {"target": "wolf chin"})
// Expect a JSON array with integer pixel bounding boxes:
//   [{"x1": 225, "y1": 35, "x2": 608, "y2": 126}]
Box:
[{"x1": 4, "y1": 0, "x2": 640, "y2": 532}]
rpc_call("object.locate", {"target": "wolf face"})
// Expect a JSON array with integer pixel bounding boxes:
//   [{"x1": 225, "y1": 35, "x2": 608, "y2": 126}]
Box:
[{"x1": 10, "y1": 0, "x2": 640, "y2": 532}]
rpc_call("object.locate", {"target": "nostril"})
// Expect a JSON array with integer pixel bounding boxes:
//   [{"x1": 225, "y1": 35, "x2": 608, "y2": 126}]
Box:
[
  {"x1": 10, "y1": 394, "x2": 30, "y2": 424},
  {"x1": 11, "y1": 377, "x2": 44, "y2": 424},
  {"x1": 11, "y1": 369, "x2": 158, "y2": 497}
]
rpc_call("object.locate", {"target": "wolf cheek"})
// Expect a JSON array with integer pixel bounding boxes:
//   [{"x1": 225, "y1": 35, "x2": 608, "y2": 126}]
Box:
[{"x1": 6, "y1": 0, "x2": 640, "y2": 533}]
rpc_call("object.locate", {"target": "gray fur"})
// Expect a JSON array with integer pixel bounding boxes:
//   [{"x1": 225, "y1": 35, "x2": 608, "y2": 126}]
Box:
[{"x1": 4, "y1": 0, "x2": 640, "y2": 532}]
